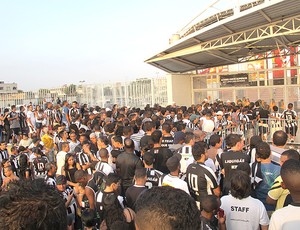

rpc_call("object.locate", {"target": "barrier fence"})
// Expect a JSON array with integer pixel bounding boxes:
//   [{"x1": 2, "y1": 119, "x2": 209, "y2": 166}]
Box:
[{"x1": 204, "y1": 118, "x2": 300, "y2": 146}]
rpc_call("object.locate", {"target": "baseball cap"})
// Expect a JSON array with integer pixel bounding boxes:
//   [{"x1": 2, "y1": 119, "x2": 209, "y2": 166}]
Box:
[
  {"x1": 166, "y1": 154, "x2": 182, "y2": 172},
  {"x1": 56, "y1": 175, "x2": 67, "y2": 185},
  {"x1": 190, "y1": 114, "x2": 200, "y2": 122},
  {"x1": 216, "y1": 111, "x2": 224, "y2": 116}
]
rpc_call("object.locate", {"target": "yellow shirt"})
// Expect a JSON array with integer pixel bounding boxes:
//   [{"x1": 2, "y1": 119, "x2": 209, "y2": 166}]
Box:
[{"x1": 268, "y1": 175, "x2": 290, "y2": 210}]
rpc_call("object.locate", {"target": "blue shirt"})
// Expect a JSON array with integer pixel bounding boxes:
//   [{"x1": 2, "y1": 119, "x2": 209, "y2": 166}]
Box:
[{"x1": 255, "y1": 162, "x2": 280, "y2": 210}]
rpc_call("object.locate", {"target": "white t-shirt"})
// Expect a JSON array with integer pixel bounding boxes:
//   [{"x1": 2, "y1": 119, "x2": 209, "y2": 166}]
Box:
[
  {"x1": 69, "y1": 140, "x2": 80, "y2": 154},
  {"x1": 161, "y1": 174, "x2": 190, "y2": 195},
  {"x1": 221, "y1": 195, "x2": 269, "y2": 230},
  {"x1": 56, "y1": 151, "x2": 67, "y2": 175},
  {"x1": 27, "y1": 110, "x2": 36, "y2": 128},
  {"x1": 269, "y1": 204, "x2": 300, "y2": 230},
  {"x1": 202, "y1": 118, "x2": 215, "y2": 133}
]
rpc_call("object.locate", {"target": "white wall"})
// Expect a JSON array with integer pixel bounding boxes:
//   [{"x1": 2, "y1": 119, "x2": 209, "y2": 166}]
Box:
[{"x1": 167, "y1": 74, "x2": 192, "y2": 106}]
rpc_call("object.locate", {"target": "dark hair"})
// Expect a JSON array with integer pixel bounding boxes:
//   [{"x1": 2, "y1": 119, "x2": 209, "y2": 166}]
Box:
[
  {"x1": 143, "y1": 121, "x2": 155, "y2": 132},
  {"x1": 105, "y1": 173, "x2": 121, "y2": 187},
  {"x1": 256, "y1": 142, "x2": 271, "y2": 159},
  {"x1": 201, "y1": 195, "x2": 219, "y2": 213},
  {"x1": 123, "y1": 126, "x2": 133, "y2": 136},
  {"x1": 135, "y1": 186, "x2": 201, "y2": 230},
  {"x1": 236, "y1": 162, "x2": 251, "y2": 175},
  {"x1": 143, "y1": 151, "x2": 154, "y2": 166},
  {"x1": 151, "y1": 130, "x2": 162, "y2": 144},
  {"x1": 162, "y1": 123, "x2": 171, "y2": 133},
  {"x1": 230, "y1": 171, "x2": 251, "y2": 199},
  {"x1": 112, "y1": 135, "x2": 123, "y2": 145},
  {"x1": 273, "y1": 130, "x2": 288, "y2": 146},
  {"x1": 0, "y1": 179, "x2": 67, "y2": 229},
  {"x1": 281, "y1": 159, "x2": 300, "y2": 192},
  {"x1": 64, "y1": 153, "x2": 76, "y2": 171},
  {"x1": 185, "y1": 132, "x2": 195, "y2": 144},
  {"x1": 209, "y1": 134, "x2": 221, "y2": 147},
  {"x1": 99, "y1": 135, "x2": 109, "y2": 146},
  {"x1": 192, "y1": 142, "x2": 207, "y2": 161},
  {"x1": 282, "y1": 149, "x2": 300, "y2": 161},
  {"x1": 288, "y1": 103, "x2": 293, "y2": 109},
  {"x1": 249, "y1": 135, "x2": 262, "y2": 149},
  {"x1": 135, "y1": 168, "x2": 147, "y2": 179},
  {"x1": 81, "y1": 209, "x2": 97, "y2": 228},
  {"x1": 225, "y1": 134, "x2": 242, "y2": 148}
]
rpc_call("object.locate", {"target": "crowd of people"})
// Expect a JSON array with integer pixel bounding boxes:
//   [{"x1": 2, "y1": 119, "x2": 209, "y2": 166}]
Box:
[{"x1": 0, "y1": 98, "x2": 299, "y2": 230}]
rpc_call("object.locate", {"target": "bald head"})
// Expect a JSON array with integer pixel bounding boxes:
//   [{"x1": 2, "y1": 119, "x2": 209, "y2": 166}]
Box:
[
  {"x1": 99, "y1": 148, "x2": 109, "y2": 159},
  {"x1": 124, "y1": 138, "x2": 134, "y2": 151}
]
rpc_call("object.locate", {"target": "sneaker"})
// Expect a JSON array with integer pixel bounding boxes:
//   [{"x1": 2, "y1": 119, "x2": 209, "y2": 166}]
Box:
[{"x1": 291, "y1": 138, "x2": 294, "y2": 143}]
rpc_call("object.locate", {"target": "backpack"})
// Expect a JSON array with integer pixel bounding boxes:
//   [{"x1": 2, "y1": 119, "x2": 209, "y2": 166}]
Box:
[{"x1": 93, "y1": 171, "x2": 106, "y2": 192}]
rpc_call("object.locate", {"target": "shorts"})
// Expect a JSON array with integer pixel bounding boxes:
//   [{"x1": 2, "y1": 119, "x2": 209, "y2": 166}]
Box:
[
  {"x1": 12, "y1": 128, "x2": 20, "y2": 135},
  {"x1": 285, "y1": 126, "x2": 298, "y2": 136},
  {"x1": 21, "y1": 127, "x2": 29, "y2": 135},
  {"x1": 36, "y1": 122, "x2": 43, "y2": 129}
]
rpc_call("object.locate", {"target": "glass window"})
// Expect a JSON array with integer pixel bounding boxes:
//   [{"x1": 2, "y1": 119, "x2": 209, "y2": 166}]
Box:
[
  {"x1": 259, "y1": 87, "x2": 284, "y2": 109},
  {"x1": 236, "y1": 88, "x2": 258, "y2": 102},
  {"x1": 194, "y1": 91, "x2": 207, "y2": 104},
  {"x1": 193, "y1": 76, "x2": 209, "y2": 90},
  {"x1": 287, "y1": 86, "x2": 300, "y2": 112}
]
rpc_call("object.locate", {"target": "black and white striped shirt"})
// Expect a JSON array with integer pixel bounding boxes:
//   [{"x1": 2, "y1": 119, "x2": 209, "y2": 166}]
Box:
[
  {"x1": 282, "y1": 109, "x2": 297, "y2": 128},
  {"x1": 186, "y1": 162, "x2": 218, "y2": 202},
  {"x1": 62, "y1": 186, "x2": 77, "y2": 215},
  {"x1": 76, "y1": 151, "x2": 92, "y2": 175},
  {"x1": 0, "y1": 149, "x2": 9, "y2": 163}
]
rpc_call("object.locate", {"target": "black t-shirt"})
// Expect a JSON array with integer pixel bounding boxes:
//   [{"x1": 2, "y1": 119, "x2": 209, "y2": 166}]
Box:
[
  {"x1": 149, "y1": 147, "x2": 173, "y2": 174},
  {"x1": 125, "y1": 185, "x2": 147, "y2": 211},
  {"x1": 252, "y1": 107, "x2": 262, "y2": 120},
  {"x1": 161, "y1": 136, "x2": 174, "y2": 148},
  {"x1": 96, "y1": 191, "x2": 125, "y2": 227},
  {"x1": 258, "y1": 109, "x2": 270, "y2": 123},
  {"x1": 220, "y1": 150, "x2": 250, "y2": 184}
]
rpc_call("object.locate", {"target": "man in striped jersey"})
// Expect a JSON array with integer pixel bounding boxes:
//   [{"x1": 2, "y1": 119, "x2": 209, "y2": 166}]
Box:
[
  {"x1": 44, "y1": 102, "x2": 54, "y2": 128},
  {"x1": 176, "y1": 132, "x2": 195, "y2": 175},
  {"x1": 143, "y1": 151, "x2": 163, "y2": 189},
  {"x1": 56, "y1": 175, "x2": 77, "y2": 229},
  {"x1": 45, "y1": 162, "x2": 57, "y2": 187},
  {"x1": 76, "y1": 140, "x2": 98, "y2": 175},
  {"x1": 282, "y1": 103, "x2": 298, "y2": 142},
  {"x1": 0, "y1": 141, "x2": 9, "y2": 164},
  {"x1": 186, "y1": 142, "x2": 220, "y2": 209},
  {"x1": 95, "y1": 148, "x2": 114, "y2": 175}
]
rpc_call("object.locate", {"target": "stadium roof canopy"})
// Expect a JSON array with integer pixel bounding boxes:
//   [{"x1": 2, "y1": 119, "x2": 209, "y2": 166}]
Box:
[{"x1": 145, "y1": 0, "x2": 300, "y2": 73}]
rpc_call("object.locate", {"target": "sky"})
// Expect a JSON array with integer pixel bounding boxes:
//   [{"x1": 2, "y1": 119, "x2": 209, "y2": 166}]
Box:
[{"x1": 0, "y1": 0, "x2": 253, "y2": 91}]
